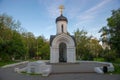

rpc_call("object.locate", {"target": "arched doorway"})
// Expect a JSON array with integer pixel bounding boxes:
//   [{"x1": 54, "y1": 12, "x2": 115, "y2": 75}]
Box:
[{"x1": 59, "y1": 42, "x2": 67, "y2": 62}]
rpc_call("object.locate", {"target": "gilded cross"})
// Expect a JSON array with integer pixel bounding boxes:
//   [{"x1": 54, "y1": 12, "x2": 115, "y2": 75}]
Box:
[{"x1": 59, "y1": 5, "x2": 64, "y2": 15}]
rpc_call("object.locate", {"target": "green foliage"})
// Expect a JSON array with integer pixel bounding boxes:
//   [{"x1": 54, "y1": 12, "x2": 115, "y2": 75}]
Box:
[
  {"x1": 112, "y1": 63, "x2": 120, "y2": 74},
  {"x1": 21, "y1": 71, "x2": 41, "y2": 75},
  {"x1": 114, "y1": 58, "x2": 120, "y2": 63},
  {"x1": 99, "y1": 8, "x2": 120, "y2": 57},
  {"x1": 0, "y1": 13, "x2": 27, "y2": 61},
  {"x1": 104, "y1": 50, "x2": 116, "y2": 62},
  {"x1": 74, "y1": 29, "x2": 90, "y2": 60},
  {"x1": 0, "y1": 13, "x2": 50, "y2": 61},
  {"x1": 81, "y1": 49, "x2": 93, "y2": 60},
  {"x1": 0, "y1": 60, "x2": 18, "y2": 67},
  {"x1": 36, "y1": 36, "x2": 50, "y2": 60},
  {"x1": 93, "y1": 58, "x2": 105, "y2": 62},
  {"x1": 74, "y1": 28, "x2": 102, "y2": 60}
]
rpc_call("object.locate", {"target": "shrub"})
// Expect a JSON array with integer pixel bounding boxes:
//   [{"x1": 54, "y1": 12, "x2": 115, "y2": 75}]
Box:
[{"x1": 104, "y1": 50, "x2": 116, "y2": 62}]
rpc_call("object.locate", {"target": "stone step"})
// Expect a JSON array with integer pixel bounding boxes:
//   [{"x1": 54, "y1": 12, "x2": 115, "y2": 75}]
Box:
[{"x1": 50, "y1": 62, "x2": 109, "y2": 73}]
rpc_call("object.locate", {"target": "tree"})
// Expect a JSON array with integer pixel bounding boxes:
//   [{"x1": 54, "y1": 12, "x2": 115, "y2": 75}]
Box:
[
  {"x1": 0, "y1": 13, "x2": 27, "y2": 60},
  {"x1": 87, "y1": 38, "x2": 103, "y2": 58},
  {"x1": 74, "y1": 28, "x2": 103, "y2": 60},
  {"x1": 10, "y1": 31, "x2": 27, "y2": 60},
  {"x1": 27, "y1": 32, "x2": 36, "y2": 58},
  {"x1": 74, "y1": 28, "x2": 92, "y2": 60},
  {"x1": 99, "y1": 8, "x2": 120, "y2": 57},
  {"x1": 36, "y1": 36, "x2": 50, "y2": 60},
  {"x1": 0, "y1": 13, "x2": 50, "y2": 61}
]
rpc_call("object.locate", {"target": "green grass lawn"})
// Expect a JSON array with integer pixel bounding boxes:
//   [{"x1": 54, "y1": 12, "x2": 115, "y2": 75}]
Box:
[
  {"x1": 0, "y1": 60, "x2": 18, "y2": 67},
  {"x1": 94, "y1": 58, "x2": 105, "y2": 62}
]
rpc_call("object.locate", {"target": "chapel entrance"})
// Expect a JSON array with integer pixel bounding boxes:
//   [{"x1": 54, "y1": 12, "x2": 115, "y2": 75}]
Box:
[{"x1": 59, "y1": 42, "x2": 67, "y2": 62}]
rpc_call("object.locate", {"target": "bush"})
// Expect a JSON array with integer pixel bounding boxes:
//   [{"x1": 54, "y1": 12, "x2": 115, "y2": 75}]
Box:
[
  {"x1": 104, "y1": 50, "x2": 116, "y2": 62},
  {"x1": 82, "y1": 52, "x2": 93, "y2": 60},
  {"x1": 113, "y1": 63, "x2": 120, "y2": 74},
  {"x1": 1, "y1": 54, "x2": 11, "y2": 61}
]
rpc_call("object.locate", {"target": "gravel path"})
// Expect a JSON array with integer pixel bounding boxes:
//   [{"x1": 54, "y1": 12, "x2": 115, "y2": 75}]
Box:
[{"x1": 0, "y1": 63, "x2": 120, "y2": 80}]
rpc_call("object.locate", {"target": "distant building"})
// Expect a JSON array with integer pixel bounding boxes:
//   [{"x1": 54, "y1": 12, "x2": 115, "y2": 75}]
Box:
[{"x1": 101, "y1": 33, "x2": 110, "y2": 50}]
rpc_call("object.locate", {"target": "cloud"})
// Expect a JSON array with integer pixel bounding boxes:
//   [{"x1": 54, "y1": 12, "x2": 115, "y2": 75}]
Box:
[
  {"x1": 38, "y1": 0, "x2": 64, "y2": 18},
  {"x1": 85, "y1": 0, "x2": 112, "y2": 14},
  {"x1": 72, "y1": 0, "x2": 112, "y2": 39},
  {"x1": 74, "y1": 0, "x2": 112, "y2": 27}
]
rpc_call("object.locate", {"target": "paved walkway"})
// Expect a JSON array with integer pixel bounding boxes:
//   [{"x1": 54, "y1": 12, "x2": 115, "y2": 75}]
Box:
[
  {"x1": 0, "y1": 63, "x2": 120, "y2": 80},
  {"x1": 50, "y1": 62, "x2": 109, "y2": 73}
]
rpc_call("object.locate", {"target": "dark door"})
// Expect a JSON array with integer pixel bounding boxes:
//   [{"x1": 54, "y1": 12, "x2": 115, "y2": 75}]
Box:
[{"x1": 59, "y1": 42, "x2": 67, "y2": 62}]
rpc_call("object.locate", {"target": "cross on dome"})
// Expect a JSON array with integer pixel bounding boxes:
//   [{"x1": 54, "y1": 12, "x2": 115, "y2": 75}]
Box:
[
  {"x1": 56, "y1": 5, "x2": 68, "y2": 23},
  {"x1": 59, "y1": 5, "x2": 64, "y2": 15}
]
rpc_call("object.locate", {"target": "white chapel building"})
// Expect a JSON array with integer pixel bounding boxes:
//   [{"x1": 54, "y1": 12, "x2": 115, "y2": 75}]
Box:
[{"x1": 50, "y1": 6, "x2": 76, "y2": 63}]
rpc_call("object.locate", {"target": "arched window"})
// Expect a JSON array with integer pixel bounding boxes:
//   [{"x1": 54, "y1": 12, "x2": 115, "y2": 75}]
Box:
[{"x1": 61, "y1": 24, "x2": 64, "y2": 32}]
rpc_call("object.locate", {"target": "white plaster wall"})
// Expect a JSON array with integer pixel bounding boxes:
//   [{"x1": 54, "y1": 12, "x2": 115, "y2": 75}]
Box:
[
  {"x1": 56, "y1": 21, "x2": 67, "y2": 34},
  {"x1": 67, "y1": 47, "x2": 76, "y2": 63},
  {"x1": 50, "y1": 47, "x2": 76, "y2": 63},
  {"x1": 50, "y1": 34, "x2": 76, "y2": 63},
  {"x1": 52, "y1": 34, "x2": 75, "y2": 47},
  {"x1": 50, "y1": 47, "x2": 59, "y2": 63}
]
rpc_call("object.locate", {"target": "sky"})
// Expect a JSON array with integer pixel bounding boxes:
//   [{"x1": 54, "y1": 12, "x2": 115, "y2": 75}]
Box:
[{"x1": 0, "y1": 0, "x2": 120, "y2": 39}]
